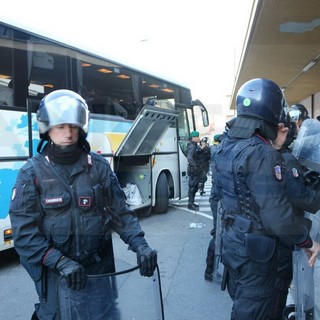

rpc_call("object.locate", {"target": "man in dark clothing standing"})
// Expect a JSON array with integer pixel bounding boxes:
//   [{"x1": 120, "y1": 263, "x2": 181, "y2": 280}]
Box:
[
  {"x1": 213, "y1": 78, "x2": 320, "y2": 320},
  {"x1": 9, "y1": 90, "x2": 157, "y2": 320},
  {"x1": 187, "y1": 131, "x2": 202, "y2": 210}
]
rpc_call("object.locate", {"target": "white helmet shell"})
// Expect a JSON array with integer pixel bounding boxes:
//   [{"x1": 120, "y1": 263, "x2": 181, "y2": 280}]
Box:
[{"x1": 37, "y1": 89, "x2": 89, "y2": 137}]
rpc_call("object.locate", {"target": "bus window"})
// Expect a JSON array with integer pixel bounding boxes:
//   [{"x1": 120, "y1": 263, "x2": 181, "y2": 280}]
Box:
[
  {"x1": 141, "y1": 75, "x2": 178, "y2": 105},
  {"x1": 177, "y1": 107, "x2": 191, "y2": 155},
  {"x1": 0, "y1": 35, "x2": 14, "y2": 107},
  {"x1": 28, "y1": 41, "x2": 68, "y2": 99},
  {"x1": 79, "y1": 59, "x2": 137, "y2": 120},
  {"x1": 0, "y1": 79, "x2": 13, "y2": 107}
]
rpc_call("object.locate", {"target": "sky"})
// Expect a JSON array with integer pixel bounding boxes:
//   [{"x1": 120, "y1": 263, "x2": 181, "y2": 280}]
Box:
[{"x1": 1, "y1": 0, "x2": 254, "y2": 106}]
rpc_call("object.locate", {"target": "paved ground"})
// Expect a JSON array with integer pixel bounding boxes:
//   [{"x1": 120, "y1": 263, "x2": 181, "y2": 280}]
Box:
[{"x1": 0, "y1": 176, "x2": 234, "y2": 320}]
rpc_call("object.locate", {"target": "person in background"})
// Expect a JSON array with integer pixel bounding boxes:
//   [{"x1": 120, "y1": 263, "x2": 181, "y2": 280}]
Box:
[
  {"x1": 288, "y1": 103, "x2": 309, "y2": 140},
  {"x1": 213, "y1": 78, "x2": 320, "y2": 320},
  {"x1": 112, "y1": 97, "x2": 128, "y2": 119},
  {"x1": 187, "y1": 131, "x2": 202, "y2": 210},
  {"x1": 9, "y1": 89, "x2": 157, "y2": 320},
  {"x1": 198, "y1": 137, "x2": 211, "y2": 196},
  {"x1": 204, "y1": 133, "x2": 224, "y2": 282}
]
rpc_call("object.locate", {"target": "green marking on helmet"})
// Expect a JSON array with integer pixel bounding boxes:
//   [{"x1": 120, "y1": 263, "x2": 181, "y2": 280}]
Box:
[{"x1": 243, "y1": 98, "x2": 251, "y2": 107}]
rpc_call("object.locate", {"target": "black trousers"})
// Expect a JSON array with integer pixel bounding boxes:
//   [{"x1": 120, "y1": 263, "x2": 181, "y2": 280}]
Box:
[
  {"x1": 188, "y1": 174, "x2": 199, "y2": 203},
  {"x1": 222, "y1": 226, "x2": 277, "y2": 320},
  {"x1": 269, "y1": 241, "x2": 293, "y2": 320}
]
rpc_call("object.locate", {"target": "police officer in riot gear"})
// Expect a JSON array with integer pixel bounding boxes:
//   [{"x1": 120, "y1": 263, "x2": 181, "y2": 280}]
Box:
[
  {"x1": 213, "y1": 78, "x2": 320, "y2": 320},
  {"x1": 270, "y1": 108, "x2": 320, "y2": 319},
  {"x1": 288, "y1": 103, "x2": 310, "y2": 141},
  {"x1": 187, "y1": 131, "x2": 202, "y2": 210},
  {"x1": 9, "y1": 90, "x2": 157, "y2": 320},
  {"x1": 289, "y1": 103, "x2": 309, "y2": 123},
  {"x1": 291, "y1": 118, "x2": 320, "y2": 319}
]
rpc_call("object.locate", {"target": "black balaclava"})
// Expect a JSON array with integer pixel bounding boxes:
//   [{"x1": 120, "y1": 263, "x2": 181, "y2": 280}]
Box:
[
  {"x1": 38, "y1": 131, "x2": 91, "y2": 165},
  {"x1": 46, "y1": 140, "x2": 82, "y2": 164}
]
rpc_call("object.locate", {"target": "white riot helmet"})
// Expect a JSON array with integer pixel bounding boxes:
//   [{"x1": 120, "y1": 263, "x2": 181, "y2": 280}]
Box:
[{"x1": 37, "y1": 89, "x2": 89, "y2": 138}]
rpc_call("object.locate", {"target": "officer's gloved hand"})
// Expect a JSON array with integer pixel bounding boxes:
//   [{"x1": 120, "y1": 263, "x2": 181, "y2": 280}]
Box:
[
  {"x1": 304, "y1": 170, "x2": 320, "y2": 191},
  {"x1": 136, "y1": 244, "x2": 157, "y2": 277},
  {"x1": 56, "y1": 256, "x2": 87, "y2": 290}
]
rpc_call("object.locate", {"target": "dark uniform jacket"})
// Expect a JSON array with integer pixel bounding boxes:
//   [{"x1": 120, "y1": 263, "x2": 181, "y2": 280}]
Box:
[
  {"x1": 199, "y1": 146, "x2": 211, "y2": 174},
  {"x1": 214, "y1": 134, "x2": 312, "y2": 248},
  {"x1": 283, "y1": 151, "x2": 320, "y2": 219},
  {"x1": 9, "y1": 151, "x2": 147, "y2": 281},
  {"x1": 187, "y1": 140, "x2": 202, "y2": 176}
]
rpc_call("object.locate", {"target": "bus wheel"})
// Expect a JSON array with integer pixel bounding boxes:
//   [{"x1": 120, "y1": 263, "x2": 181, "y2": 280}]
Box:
[{"x1": 153, "y1": 172, "x2": 169, "y2": 214}]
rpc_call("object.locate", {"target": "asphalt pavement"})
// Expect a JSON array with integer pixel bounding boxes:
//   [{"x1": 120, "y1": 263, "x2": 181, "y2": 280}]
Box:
[
  {"x1": 113, "y1": 175, "x2": 233, "y2": 319},
  {"x1": 0, "y1": 176, "x2": 233, "y2": 320}
]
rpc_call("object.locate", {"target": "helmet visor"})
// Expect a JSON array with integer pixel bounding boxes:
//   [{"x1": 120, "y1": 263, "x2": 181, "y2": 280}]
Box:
[
  {"x1": 289, "y1": 109, "x2": 301, "y2": 122},
  {"x1": 38, "y1": 90, "x2": 89, "y2": 134},
  {"x1": 292, "y1": 118, "x2": 320, "y2": 171}
]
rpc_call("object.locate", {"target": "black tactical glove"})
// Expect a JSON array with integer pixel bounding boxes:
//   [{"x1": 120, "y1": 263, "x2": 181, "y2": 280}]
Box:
[
  {"x1": 304, "y1": 170, "x2": 320, "y2": 191},
  {"x1": 136, "y1": 245, "x2": 157, "y2": 277},
  {"x1": 56, "y1": 256, "x2": 87, "y2": 291}
]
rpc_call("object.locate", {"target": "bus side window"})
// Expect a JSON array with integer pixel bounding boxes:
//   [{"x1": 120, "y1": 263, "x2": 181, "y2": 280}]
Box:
[
  {"x1": 90, "y1": 92, "x2": 114, "y2": 115},
  {"x1": 0, "y1": 80, "x2": 14, "y2": 107},
  {"x1": 112, "y1": 97, "x2": 128, "y2": 119}
]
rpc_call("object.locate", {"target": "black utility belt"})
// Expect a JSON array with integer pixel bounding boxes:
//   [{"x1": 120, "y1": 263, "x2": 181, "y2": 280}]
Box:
[{"x1": 72, "y1": 251, "x2": 110, "y2": 266}]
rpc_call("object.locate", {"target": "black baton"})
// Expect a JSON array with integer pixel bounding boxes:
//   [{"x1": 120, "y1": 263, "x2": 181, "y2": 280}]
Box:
[
  {"x1": 41, "y1": 266, "x2": 47, "y2": 303},
  {"x1": 221, "y1": 267, "x2": 228, "y2": 291}
]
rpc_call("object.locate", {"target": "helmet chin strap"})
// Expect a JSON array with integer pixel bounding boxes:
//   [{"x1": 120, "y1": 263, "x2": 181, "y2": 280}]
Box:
[{"x1": 37, "y1": 138, "x2": 47, "y2": 153}]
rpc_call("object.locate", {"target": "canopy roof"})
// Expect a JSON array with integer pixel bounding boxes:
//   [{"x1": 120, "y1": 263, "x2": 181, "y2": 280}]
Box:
[{"x1": 230, "y1": 0, "x2": 320, "y2": 109}]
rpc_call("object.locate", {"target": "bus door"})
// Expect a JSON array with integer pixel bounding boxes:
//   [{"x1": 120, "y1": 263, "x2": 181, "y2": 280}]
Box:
[
  {"x1": 176, "y1": 100, "x2": 209, "y2": 200},
  {"x1": 115, "y1": 105, "x2": 178, "y2": 156},
  {"x1": 115, "y1": 104, "x2": 177, "y2": 209},
  {"x1": 175, "y1": 104, "x2": 192, "y2": 199}
]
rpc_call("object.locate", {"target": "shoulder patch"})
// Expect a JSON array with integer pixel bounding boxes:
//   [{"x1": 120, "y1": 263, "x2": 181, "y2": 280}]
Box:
[
  {"x1": 274, "y1": 165, "x2": 282, "y2": 180},
  {"x1": 87, "y1": 154, "x2": 92, "y2": 165},
  {"x1": 291, "y1": 167, "x2": 299, "y2": 178}
]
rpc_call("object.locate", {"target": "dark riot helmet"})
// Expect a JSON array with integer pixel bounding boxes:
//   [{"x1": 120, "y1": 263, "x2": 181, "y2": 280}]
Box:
[
  {"x1": 236, "y1": 78, "x2": 285, "y2": 127},
  {"x1": 37, "y1": 89, "x2": 89, "y2": 139}
]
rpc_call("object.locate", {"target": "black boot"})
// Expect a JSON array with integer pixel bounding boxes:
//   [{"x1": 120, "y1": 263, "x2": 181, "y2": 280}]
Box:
[
  {"x1": 188, "y1": 202, "x2": 199, "y2": 210},
  {"x1": 204, "y1": 266, "x2": 213, "y2": 282},
  {"x1": 31, "y1": 311, "x2": 39, "y2": 320},
  {"x1": 188, "y1": 191, "x2": 199, "y2": 210}
]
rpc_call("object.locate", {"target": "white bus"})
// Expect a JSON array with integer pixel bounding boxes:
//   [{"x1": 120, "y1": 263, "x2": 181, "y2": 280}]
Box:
[{"x1": 0, "y1": 21, "x2": 209, "y2": 251}]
